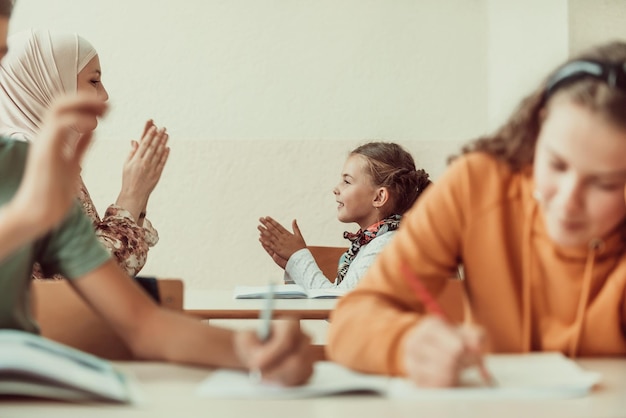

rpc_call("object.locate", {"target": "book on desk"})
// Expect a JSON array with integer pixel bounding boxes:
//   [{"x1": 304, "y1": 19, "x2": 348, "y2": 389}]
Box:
[
  {"x1": 0, "y1": 330, "x2": 139, "y2": 403},
  {"x1": 233, "y1": 284, "x2": 347, "y2": 299}
]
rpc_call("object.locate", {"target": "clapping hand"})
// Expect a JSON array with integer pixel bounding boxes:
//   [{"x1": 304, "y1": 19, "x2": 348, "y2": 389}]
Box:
[
  {"x1": 116, "y1": 119, "x2": 170, "y2": 223},
  {"x1": 258, "y1": 217, "x2": 307, "y2": 269}
]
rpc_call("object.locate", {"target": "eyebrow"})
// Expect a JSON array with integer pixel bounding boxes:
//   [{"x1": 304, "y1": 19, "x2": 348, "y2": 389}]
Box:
[{"x1": 546, "y1": 146, "x2": 626, "y2": 179}]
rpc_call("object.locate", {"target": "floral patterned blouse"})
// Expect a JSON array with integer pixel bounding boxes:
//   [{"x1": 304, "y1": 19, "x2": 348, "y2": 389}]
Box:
[{"x1": 32, "y1": 178, "x2": 159, "y2": 280}]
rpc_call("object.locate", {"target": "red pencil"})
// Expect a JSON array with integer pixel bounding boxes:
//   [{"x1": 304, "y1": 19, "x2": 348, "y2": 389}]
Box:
[{"x1": 400, "y1": 262, "x2": 496, "y2": 387}]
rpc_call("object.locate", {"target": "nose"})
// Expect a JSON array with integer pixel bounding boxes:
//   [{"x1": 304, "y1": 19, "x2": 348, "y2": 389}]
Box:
[
  {"x1": 559, "y1": 174, "x2": 585, "y2": 216},
  {"x1": 100, "y1": 84, "x2": 109, "y2": 102},
  {"x1": 333, "y1": 185, "x2": 339, "y2": 196}
]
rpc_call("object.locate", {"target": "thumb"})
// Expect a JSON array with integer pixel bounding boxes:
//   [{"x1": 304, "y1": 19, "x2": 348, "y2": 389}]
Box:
[{"x1": 292, "y1": 219, "x2": 305, "y2": 243}]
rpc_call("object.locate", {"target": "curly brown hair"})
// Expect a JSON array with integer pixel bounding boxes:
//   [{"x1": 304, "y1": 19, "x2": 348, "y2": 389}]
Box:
[
  {"x1": 451, "y1": 41, "x2": 626, "y2": 171},
  {"x1": 351, "y1": 142, "x2": 432, "y2": 216}
]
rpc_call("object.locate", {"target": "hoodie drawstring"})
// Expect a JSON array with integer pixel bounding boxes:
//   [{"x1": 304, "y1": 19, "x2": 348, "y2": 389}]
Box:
[
  {"x1": 569, "y1": 240, "x2": 602, "y2": 357},
  {"x1": 521, "y1": 202, "x2": 536, "y2": 353},
  {"x1": 523, "y1": 194, "x2": 602, "y2": 356}
]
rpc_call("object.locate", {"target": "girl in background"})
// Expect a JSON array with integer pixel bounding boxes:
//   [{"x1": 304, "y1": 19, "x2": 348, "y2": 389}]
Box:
[{"x1": 258, "y1": 142, "x2": 432, "y2": 290}]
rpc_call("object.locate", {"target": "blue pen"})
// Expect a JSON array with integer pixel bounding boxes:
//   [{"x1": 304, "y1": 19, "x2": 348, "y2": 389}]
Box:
[
  {"x1": 257, "y1": 282, "x2": 275, "y2": 341},
  {"x1": 250, "y1": 282, "x2": 275, "y2": 382}
]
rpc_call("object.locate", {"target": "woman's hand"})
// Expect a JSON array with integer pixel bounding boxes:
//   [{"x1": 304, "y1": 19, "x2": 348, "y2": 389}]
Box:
[
  {"x1": 258, "y1": 217, "x2": 307, "y2": 268},
  {"x1": 234, "y1": 319, "x2": 314, "y2": 386},
  {"x1": 116, "y1": 119, "x2": 170, "y2": 223},
  {"x1": 403, "y1": 316, "x2": 488, "y2": 387}
]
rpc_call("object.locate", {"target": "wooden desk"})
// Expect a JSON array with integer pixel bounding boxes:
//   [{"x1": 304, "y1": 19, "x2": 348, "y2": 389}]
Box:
[
  {"x1": 2, "y1": 359, "x2": 625, "y2": 418},
  {"x1": 184, "y1": 290, "x2": 337, "y2": 320}
]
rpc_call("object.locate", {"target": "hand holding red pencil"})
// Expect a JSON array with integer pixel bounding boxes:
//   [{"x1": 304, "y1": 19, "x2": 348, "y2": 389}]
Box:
[{"x1": 400, "y1": 263, "x2": 496, "y2": 388}]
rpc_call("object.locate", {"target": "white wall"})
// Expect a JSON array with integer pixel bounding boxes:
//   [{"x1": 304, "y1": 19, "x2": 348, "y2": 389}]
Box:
[
  {"x1": 569, "y1": 0, "x2": 626, "y2": 55},
  {"x1": 7, "y1": 0, "x2": 618, "y2": 291},
  {"x1": 486, "y1": 0, "x2": 569, "y2": 131}
]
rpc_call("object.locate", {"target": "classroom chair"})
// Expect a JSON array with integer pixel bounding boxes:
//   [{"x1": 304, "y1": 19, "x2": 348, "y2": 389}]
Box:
[
  {"x1": 306, "y1": 245, "x2": 465, "y2": 361},
  {"x1": 307, "y1": 246, "x2": 348, "y2": 281},
  {"x1": 307, "y1": 245, "x2": 464, "y2": 321},
  {"x1": 31, "y1": 277, "x2": 184, "y2": 360}
]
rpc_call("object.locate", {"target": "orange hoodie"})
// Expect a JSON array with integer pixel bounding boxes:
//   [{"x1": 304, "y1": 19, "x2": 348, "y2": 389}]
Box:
[{"x1": 327, "y1": 152, "x2": 626, "y2": 376}]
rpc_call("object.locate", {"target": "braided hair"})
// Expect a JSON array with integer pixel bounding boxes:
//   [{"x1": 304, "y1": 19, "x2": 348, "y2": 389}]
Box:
[{"x1": 350, "y1": 142, "x2": 432, "y2": 216}]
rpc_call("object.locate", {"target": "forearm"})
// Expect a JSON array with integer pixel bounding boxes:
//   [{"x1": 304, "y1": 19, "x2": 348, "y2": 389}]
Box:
[
  {"x1": 73, "y1": 261, "x2": 243, "y2": 369},
  {"x1": 129, "y1": 309, "x2": 243, "y2": 369},
  {"x1": 0, "y1": 203, "x2": 45, "y2": 260},
  {"x1": 286, "y1": 249, "x2": 336, "y2": 289},
  {"x1": 115, "y1": 192, "x2": 147, "y2": 225}
]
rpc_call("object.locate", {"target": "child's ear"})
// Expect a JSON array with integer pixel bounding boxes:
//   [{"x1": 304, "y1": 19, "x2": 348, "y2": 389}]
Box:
[{"x1": 373, "y1": 187, "x2": 389, "y2": 208}]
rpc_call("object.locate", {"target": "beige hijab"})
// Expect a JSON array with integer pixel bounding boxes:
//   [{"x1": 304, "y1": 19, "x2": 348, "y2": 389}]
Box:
[{"x1": 0, "y1": 29, "x2": 97, "y2": 141}]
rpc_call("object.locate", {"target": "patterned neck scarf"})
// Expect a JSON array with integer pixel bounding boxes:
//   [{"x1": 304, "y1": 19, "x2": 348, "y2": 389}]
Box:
[{"x1": 336, "y1": 214, "x2": 401, "y2": 284}]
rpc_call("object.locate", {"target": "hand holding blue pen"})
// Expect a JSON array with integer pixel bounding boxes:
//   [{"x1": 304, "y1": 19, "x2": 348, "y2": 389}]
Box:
[{"x1": 233, "y1": 282, "x2": 314, "y2": 387}]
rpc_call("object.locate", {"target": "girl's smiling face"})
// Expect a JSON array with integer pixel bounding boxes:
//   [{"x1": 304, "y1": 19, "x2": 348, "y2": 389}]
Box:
[{"x1": 333, "y1": 154, "x2": 382, "y2": 230}]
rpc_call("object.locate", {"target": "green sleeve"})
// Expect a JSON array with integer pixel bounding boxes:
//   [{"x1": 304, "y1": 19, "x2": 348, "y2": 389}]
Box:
[{"x1": 36, "y1": 202, "x2": 111, "y2": 280}]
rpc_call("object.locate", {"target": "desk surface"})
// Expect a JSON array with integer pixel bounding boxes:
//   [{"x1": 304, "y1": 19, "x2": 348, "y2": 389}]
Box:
[
  {"x1": 184, "y1": 289, "x2": 337, "y2": 319},
  {"x1": 3, "y1": 359, "x2": 625, "y2": 418}
]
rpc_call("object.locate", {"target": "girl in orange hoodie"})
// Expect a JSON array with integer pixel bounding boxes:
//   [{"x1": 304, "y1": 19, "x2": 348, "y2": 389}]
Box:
[{"x1": 327, "y1": 41, "x2": 626, "y2": 387}]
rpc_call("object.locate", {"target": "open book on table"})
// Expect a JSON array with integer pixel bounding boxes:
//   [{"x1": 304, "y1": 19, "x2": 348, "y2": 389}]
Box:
[
  {"x1": 0, "y1": 329, "x2": 139, "y2": 403},
  {"x1": 233, "y1": 284, "x2": 347, "y2": 299},
  {"x1": 195, "y1": 353, "x2": 601, "y2": 400}
]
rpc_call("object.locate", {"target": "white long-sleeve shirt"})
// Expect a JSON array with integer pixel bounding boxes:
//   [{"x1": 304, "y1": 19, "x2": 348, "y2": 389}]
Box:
[{"x1": 284, "y1": 231, "x2": 396, "y2": 290}]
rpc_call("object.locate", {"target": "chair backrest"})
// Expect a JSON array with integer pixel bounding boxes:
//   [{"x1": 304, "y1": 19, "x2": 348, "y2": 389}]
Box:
[
  {"x1": 31, "y1": 278, "x2": 184, "y2": 360},
  {"x1": 307, "y1": 245, "x2": 465, "y2": 321},
  {"x1": 307, "y1": 246, "x2": 347, "y2": 282}
]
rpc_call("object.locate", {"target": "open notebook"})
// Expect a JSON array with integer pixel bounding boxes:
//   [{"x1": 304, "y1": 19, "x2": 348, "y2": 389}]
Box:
[
  {"x1": 0, "y1": 330, "x2": 139, "y2": 403},
  {"x1": 195, "y1": 353, "x2": 601, "y2": 400},
  {"x1": 233, "y1": 284, "x2": 347, "y2": 299}
]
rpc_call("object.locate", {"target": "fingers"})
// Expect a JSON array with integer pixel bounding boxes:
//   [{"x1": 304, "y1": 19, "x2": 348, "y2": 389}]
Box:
[
  {"x1": 259, "y1": 239, "x2": 275, "y2": 256},
  {"x1": 39, "y1": 97, "x2": 107, "y2": 168},
  {"x1": 156, "y1": 146, "x2": 170, "y2": 173},
  {"x1": 126, "y1": 140, "x2": 139, "y2": 162},
  {"x1": 47, "y1": 93, "x2": 108, "y2": 122},
  {"x1": 42, "y1": 95, "x2": 107, "y2": 152},
  {"x1": 260, "y1": 216, "x2": 290, "y2": 235},
  {"x1": 130, "y1": 124, "x2": 169, "y2": 175},
  {"x1": 258, "y1": 218, "x2": 280, "y2": 244},
  {"x1": 457, "y1": 326, "x2": 495, "y2": 385},
  {"x1": 248, "y1": 320, "x2": 314, "y2": 386},
  {"x1": 138, "y1": 126, "x2": 166, "y2": 159},
  {"x1": 404, "y1": 316, "x2": 474, "y2": 387},
  {"x1": 141, "y1": 119, "x2": 155, "y2": 138}
]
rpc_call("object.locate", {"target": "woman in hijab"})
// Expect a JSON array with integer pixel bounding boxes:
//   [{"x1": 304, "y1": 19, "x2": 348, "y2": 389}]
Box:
[{"x1": 0, "y1": 29, "x2": 169, "y2": 279}]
